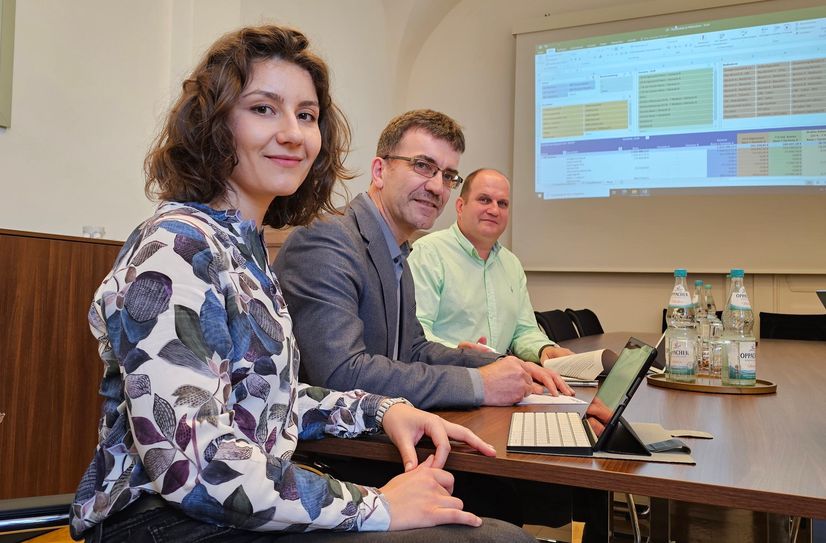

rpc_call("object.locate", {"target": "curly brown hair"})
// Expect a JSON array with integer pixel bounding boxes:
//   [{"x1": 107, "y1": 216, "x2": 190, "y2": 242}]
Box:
[{"x1": 145, "y1": 25, "x2": 352, "y2": 228}]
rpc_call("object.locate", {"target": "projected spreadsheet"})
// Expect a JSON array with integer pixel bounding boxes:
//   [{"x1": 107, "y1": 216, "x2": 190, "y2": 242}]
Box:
[{"x1": 534, "y1": 7, "x2": 826, "y2": 199}]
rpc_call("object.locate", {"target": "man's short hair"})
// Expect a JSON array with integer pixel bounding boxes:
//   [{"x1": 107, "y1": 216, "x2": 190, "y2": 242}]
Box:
[
  {"x1": 459, "y1": 168, "x2": 508, "y2": 199},
  {"x1": 376, "y1": 109, "x2": 465, "y2": 157}
]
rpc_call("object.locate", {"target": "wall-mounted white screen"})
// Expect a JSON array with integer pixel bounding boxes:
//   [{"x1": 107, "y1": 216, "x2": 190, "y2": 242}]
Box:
[{"x1": 513, "y1": 0, "x2": 826, "y2": 273}]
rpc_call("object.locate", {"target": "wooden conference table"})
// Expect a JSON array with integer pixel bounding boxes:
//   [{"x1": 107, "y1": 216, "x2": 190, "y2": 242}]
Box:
[{"x1": 297, "y1": 332, "x2": 826, "y2": 540}]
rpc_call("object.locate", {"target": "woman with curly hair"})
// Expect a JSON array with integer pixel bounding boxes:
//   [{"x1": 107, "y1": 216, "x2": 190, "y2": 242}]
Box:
[{"x1": 69, "y1": 24, "x2": 532, "y2": 543}]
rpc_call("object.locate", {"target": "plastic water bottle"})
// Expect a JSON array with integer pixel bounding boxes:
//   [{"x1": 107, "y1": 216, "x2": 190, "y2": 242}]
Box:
[
  {"x1": 693, "y1": 280, "x2": 706, "y2": 321},
  {"x1": 722, "y1": 269, "x2": 756, "y2": 386},
  {"x1": 666, "y1": 269, "x2": 697, "y2": 382},
  {"x1": 704, "y1": 284, "x2": 718, "y2": 316},
  {"x1": 698, "y1": 284, "x2": 722, "y2": 377},
  {"x1": 724, "y1": 273, "x2": 732, "y2": 308}
]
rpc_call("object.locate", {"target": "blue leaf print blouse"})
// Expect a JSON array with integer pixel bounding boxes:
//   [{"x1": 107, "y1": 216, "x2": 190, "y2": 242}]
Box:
[{"x1": 70, "y1": 202, "x2": 392, "y2": 537}]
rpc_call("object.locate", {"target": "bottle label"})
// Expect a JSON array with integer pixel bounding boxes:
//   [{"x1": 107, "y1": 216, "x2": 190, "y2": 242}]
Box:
[
  {"x1": 668, "y1": 285, "x2": 692, "y2": 308},
  {"x1": 726, "y1": 340, "x2": 756, "y2": 379},
  {"x1": 729, "y1": 287, "x2": 751, "y2": 310},
  {"x1": 668, "y1": 338, "x2": 695, "y2": 375}
]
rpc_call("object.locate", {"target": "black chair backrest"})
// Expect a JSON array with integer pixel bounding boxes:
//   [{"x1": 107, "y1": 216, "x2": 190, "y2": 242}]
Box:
[
  {"x1": 534, "y1": 309, "x2": 579, "y2": 342},
  {"x1": 565, "y1": 308, "x2": 604, "y2": 336},
  {"x1": 759, "y1": 312, "x2": 826, "y2": 341}
]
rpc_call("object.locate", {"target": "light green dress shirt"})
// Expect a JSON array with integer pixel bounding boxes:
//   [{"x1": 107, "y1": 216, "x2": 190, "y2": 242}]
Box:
[{"x1": 408, "y1": 223, "x2": 554, "y2": 362}]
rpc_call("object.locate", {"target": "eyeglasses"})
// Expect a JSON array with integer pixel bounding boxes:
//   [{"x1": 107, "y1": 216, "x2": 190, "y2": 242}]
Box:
[{"x1": 383, "y1": 155, "x2": 464, "y2": 190}]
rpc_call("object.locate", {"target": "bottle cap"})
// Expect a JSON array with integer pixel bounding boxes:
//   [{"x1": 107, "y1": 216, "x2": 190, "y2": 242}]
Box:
[
  {"x1": 730, "y1": 269, "x2": 745, "y2": 278},
  {"x1": 704, "y1": 284, "x2": 712, "y2": 289},
  {"x1": 674, "y1": 268, "x2": 687, "y2": 277},
  {"x1": 694, "y1": 280, "x2": 703, "y2": 286}
]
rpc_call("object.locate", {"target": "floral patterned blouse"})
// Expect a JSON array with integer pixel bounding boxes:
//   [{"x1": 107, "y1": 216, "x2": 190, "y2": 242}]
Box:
[{"x1": 70, "y1": 202, "x2": 392, "y2": 537}]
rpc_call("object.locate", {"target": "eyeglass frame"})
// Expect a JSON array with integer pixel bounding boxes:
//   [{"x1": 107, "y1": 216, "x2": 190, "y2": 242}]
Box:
[{"x1": 382, "y1": 155, "x2": 464, "y2": 190}]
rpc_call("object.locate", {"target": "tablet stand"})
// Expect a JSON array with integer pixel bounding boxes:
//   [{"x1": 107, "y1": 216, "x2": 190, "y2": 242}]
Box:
[{"x1": 599, "y1": 416, "x2": 651, "y2": 456}]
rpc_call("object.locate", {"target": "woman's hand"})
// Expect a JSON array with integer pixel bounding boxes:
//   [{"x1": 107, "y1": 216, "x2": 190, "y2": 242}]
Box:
[
  {"x1": 379, "y1": 455, "x2": 482, "y2": 530},
  {"x1": 380, "y1": 402, "x2": 495, "y2": 471}
]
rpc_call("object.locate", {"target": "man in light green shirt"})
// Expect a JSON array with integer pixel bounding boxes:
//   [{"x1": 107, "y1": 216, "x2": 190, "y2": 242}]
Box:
[{"x1": 408, "y1": 168, "x2": 573, "y2": 363}]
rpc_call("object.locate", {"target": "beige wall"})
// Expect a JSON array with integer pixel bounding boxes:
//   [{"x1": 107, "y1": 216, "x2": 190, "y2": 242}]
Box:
[{"x1": 1, "y1": 0, "x2": 823, "y2": 328}]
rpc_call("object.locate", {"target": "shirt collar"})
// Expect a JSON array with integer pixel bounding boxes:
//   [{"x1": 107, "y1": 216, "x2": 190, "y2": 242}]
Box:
[
  {"x1": 365, "y1": 195, "x2": 410, "y2": 263},
  {"x1": 450, "y1": 222, "x2": 500, "y2": 262},
  {"x1": 159, "y1": 201, "x2": 262, "y2": 242}
]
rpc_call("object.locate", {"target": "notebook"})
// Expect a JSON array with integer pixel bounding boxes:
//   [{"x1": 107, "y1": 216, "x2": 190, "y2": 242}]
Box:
[{"x1": 507, "y1": 337, "x2": 657, "y2": 457}]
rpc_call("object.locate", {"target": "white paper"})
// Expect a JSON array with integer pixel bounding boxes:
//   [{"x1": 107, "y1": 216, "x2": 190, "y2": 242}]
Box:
[
  {"x1": 543, "y1": 349, "x2": 608, "y2": 381},
  {"x1": 517, "y1": 394, "x2": 587, "y2": 406}
]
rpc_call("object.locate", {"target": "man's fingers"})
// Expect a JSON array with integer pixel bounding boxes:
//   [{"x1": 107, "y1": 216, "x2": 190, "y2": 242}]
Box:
[
  {"x1": 522, "y1": 367, "x2": 533, "y2": 385},
  {"x1": 555, "y1": 374, "x2": 575, "y2": 396},
  {"x1": 542, "y1": 375, "x2": 560, "y2": 396}
]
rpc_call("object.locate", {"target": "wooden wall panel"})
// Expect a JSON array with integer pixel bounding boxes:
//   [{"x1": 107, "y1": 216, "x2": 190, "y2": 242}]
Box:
[
  {"x1": 264, "y1": 226, "x2": 292, "y2": 264},
  {"x1": 0, "y1": 230, "x2": 122, "y2": 500}
]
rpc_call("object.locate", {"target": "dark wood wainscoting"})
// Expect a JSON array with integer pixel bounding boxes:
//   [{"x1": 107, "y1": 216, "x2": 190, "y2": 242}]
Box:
[
  {"x1": 264, "y1": 226, "x2": 292, "y2": 263},
  {"x1": 0, "y1": 229, "x2": 122, "y2": 500}
]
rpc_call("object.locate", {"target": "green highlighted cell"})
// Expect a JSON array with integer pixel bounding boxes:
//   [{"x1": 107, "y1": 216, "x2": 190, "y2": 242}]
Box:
[
  {"x1": 638, "y1": 68, "x2": 713, "y2": 130},
  {"x1": 543, "y1": 101, "x2": 628, "y2": 138}
]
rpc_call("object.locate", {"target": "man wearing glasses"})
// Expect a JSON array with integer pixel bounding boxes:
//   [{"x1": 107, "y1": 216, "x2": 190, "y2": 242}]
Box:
[
  {"x1": 274, "y1": 109, "x2": 572, "y2": 411},
  {"x1": 274, "y1": 110, "x2": 583, "y2": 531}
]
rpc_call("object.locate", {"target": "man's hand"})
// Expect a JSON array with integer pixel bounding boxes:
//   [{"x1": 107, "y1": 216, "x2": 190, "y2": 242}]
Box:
[
  {"x1": 457, "y1": 336, "x2": 495, "y2": 353},
  {"x1": 478, "y1": 356, "x2": 533, "y2": 405},
  {"x1": 540, "y1": 346, "x2": 575, "y2": 361},
  {"x1": 381, "y1": 402, "x2": 496, "y2": 472},
  {"x1": 380, "y1": 455, "x2": 482, "y2": 530},
  {"x1": 521, "y1": 361, "x2": 575, "y2": 397}
]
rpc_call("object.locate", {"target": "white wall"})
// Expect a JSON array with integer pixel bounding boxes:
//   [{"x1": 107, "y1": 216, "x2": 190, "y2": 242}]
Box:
[
  {"x1": 1, "y1": 0, "x2": 823, "y2": 330},
  {"x1": 0, "y1": 1, "x2": 169, "y2": 240},
  {"x1": 0, "y1": 0, "x2": 394, "y2": 238}
]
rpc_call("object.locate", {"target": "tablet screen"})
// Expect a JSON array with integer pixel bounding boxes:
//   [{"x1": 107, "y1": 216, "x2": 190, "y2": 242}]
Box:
[{"x1": 584, "y1": 339, "x2": 655, "y2": 440}]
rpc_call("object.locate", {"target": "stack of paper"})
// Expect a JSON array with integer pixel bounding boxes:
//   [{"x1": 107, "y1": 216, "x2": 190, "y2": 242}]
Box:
[{"x1": 542, "y1": 349, "x2": 618, "y2": 382}]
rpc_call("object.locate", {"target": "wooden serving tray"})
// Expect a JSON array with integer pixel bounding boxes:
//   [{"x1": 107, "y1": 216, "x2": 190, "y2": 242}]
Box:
[{"x1": 646, "y1": 374, "x2": 777, "y2": 394}]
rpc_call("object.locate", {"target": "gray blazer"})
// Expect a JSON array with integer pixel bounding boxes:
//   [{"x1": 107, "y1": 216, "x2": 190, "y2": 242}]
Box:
[{"x1": 273, "y1": 193, "x2": 497, "y2": 409}]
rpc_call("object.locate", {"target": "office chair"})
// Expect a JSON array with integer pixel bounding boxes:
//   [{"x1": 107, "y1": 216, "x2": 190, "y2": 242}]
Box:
[
  {"x1": 565, "y1": 308, "x2": 604, "y2": 336},
  {"x1": 0, "y1": 494, "x2": 72, "y2": 535},
  {"x1": 759, "y1": 312, "x2": 826, "y2": 341},
  {"x1": 534, "y1": 310, "x2": 579, "y2": 342}
]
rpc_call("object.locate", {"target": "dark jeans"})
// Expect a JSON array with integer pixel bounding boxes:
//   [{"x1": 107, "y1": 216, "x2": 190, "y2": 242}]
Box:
[
  {"x1": 83, "y1": 496, "x2": 534, "y2": 543},
  {"x1": 314, "y1": 456, "x2": 572, "y2": 526},
  {"x1": 314, "y1": 456, "x2": 609, "y2": 542}
]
